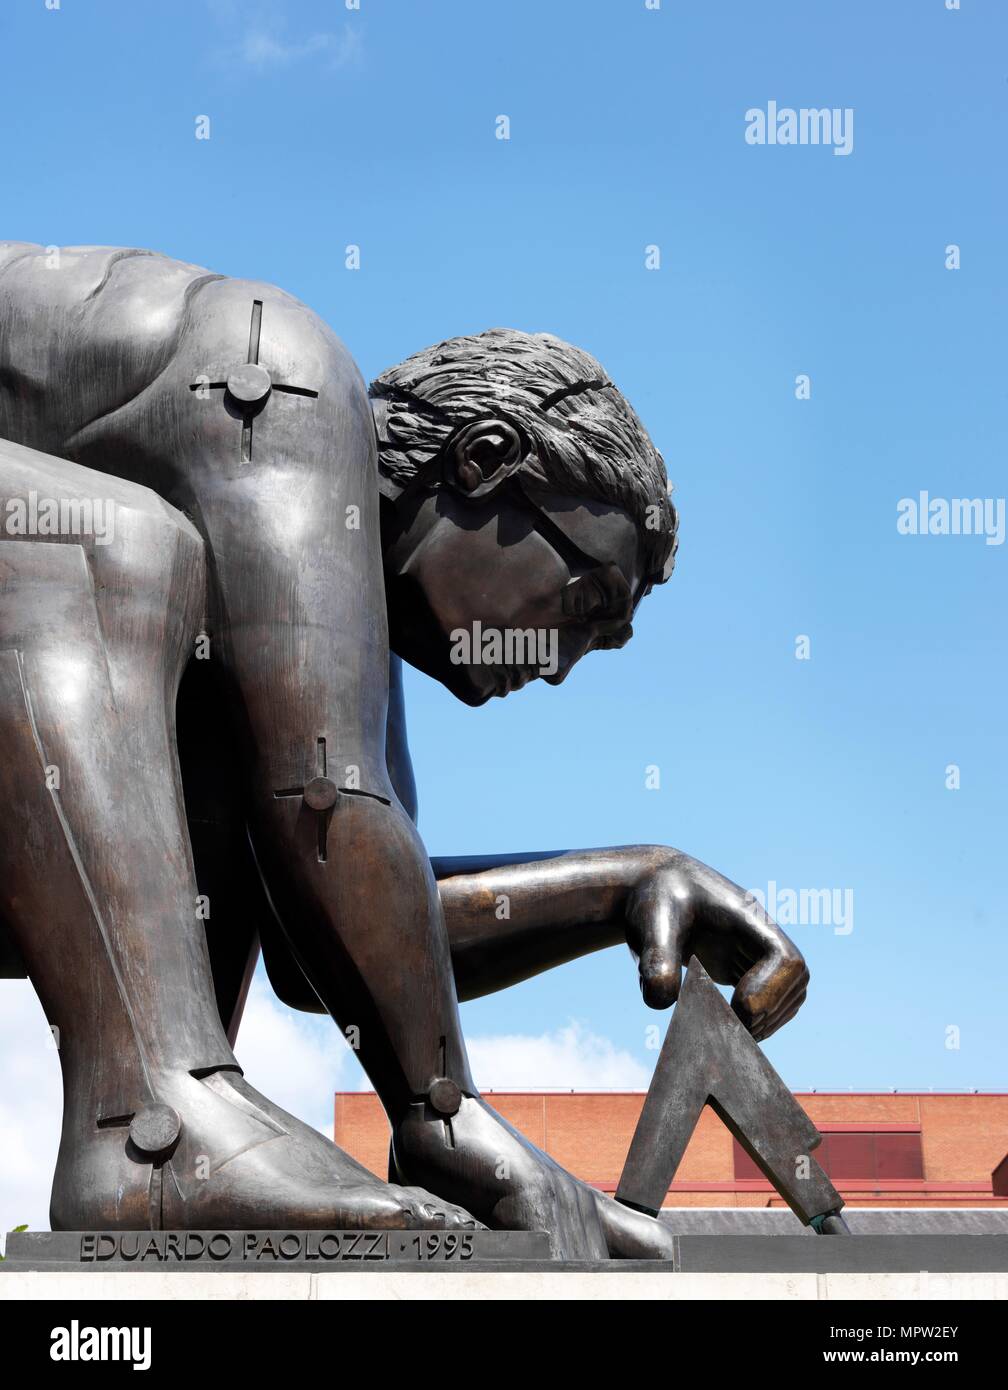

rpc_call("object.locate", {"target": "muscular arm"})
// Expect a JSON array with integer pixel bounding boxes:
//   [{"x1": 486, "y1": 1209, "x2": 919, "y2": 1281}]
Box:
[
  {"x1": 385, "y1": 661, "x2": 806, "y2": 1040},
  {"x1": 434, "y1": 848, "x2": 638, "y2": 998},
  {"x1": 433, "y1": 847, "x2": 807, "y2": 1041}
]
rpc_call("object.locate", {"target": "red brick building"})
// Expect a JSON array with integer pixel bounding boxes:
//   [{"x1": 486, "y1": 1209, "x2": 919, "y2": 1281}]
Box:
[{"x1": 334, "y1": 1091, "x2": 1008, "y2": 1208}]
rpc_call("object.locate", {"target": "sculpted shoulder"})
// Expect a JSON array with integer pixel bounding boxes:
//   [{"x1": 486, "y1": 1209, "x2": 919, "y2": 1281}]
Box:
[
  {"x1": 0, "y1": 243, "x2": 372, "y2": 465},
  {"x1": 0, "y1": 243, "x2": 221, "y2": 451},
  {"x1": 174, "y1": 273, "x2": 372, "y2": 435}
]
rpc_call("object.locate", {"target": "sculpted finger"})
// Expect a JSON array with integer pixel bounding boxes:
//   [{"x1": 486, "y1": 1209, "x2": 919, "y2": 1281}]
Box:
[
  {"x1": 752, "y1": 990, "x2": 807, "y2": 1042},
  {"x1": 729, "y1": 944, "x2": 760, "y2": 980},
  {"x1": 757, "y1": 965, "x2": 809, "y2": 1024},
  {"x1": 626, "y1": 877, "x2": 692, "y2": 1010},
  {"x1": 638, "y1": 936, "x2": 684, "y2": 1009},
  {"x1": 730, "y1": 951, "x2": 808, "y2": 1033}
]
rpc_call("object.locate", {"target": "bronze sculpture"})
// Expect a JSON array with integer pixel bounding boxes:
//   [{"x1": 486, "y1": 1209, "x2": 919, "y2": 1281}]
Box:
[{"x1": 0, "y1": 243, "x2": 810, "y2": 1258}]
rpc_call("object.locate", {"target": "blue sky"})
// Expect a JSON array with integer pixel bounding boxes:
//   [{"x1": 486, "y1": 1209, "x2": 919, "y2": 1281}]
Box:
[{"x1": 0, "y1": 0, "x2": 1005, "y2": 1214}]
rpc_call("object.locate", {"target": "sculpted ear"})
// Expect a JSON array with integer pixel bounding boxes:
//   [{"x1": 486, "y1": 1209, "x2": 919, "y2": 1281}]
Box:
[{"x1": 447, "y1": 420, "x2": 527, "y2": 499}]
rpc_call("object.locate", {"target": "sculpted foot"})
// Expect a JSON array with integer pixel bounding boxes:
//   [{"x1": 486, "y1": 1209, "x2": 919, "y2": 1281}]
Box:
[
  {"x1": 393, "y1": 1095, "x2": 611, "y2": 1260},
  {"x1": 590, "y1": 1191, "x2": 676, "y2": 1259},
  {"x1": 52, "y1": 1070, "x2": 480, "y2": 1233},
  {"x1": 393, "y1": 1094, "x2": 676, "y2": 1258}
]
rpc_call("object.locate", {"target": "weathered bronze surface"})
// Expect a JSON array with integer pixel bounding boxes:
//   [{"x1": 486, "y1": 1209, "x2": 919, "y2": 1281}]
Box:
[{"x1": 0, "y1": 243, "x2": 826, "y2": 1257}]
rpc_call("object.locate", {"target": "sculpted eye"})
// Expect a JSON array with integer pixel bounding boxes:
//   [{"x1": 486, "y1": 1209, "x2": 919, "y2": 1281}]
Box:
[
  {"x1": 562, "y1": 574, "x2": 607, "y2": 620},
  {"x1": 582, "y1": 575, "x2": 610, "y2": 617},
  {"x1": 594, "y1": 565, "x2": 633, "y2": 621},
  {"x1": 563, "y1": 566, "x2": 632, "y2": 624}
]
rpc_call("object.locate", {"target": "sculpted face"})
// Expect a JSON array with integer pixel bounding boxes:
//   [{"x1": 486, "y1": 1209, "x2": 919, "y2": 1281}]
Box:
[{"x1": 381, "y1": 420, "x2": 648, "y2": 705}]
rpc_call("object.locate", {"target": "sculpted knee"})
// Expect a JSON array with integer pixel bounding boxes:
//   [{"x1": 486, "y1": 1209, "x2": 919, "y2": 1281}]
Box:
[{"x1": 0, "y1": 437, "x2": 207, "y2": 680}]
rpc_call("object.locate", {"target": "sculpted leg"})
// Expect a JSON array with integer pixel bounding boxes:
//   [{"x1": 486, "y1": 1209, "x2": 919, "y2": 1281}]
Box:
[{"x1": 0, "y1": 439, "x2": 477, "y2": 1232}]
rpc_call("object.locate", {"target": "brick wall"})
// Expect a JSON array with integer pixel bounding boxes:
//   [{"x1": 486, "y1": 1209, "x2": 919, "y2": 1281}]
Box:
[{"x1": 333, "y1": 1091, "x2": 1008, "y2": 1207}]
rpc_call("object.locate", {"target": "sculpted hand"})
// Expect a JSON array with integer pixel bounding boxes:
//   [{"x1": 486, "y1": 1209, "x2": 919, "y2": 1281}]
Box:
[{"x1": 624, "y1": 853, "x2": 808, "y2": 1041}]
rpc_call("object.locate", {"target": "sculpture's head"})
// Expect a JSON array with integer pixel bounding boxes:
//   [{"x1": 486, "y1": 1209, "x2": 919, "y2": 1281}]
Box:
[{"x1": 371, "y1": 329, "x2": 678, "y2": 705}]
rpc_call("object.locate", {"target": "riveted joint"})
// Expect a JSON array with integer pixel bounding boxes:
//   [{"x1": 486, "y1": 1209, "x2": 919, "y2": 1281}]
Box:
[
  {"x1": 304, "y1": 776, "x2": 339, "y2": 811},
  {"x1": 427, "y1": 1078, "x2": 462, "y2": 1117},
  {"x1": 128, "y1": 1104, "x2": 182, "y2": 1162}
]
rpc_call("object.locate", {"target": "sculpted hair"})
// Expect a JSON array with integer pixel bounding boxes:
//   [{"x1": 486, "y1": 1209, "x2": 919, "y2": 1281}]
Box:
[{"x1": 369, "y1": 328, "x2": 678, "y2": 584}]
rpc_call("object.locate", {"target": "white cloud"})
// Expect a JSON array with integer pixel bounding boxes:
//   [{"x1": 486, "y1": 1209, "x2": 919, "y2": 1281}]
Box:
[
  {"x1": 0, "y1": 981, "x2": 63, "y2": 1239},
  {"x1": 466, "y1": 1021, "x2": 650, "y2": 1090},
  {"x1": 235, "y1": 1002, "x2": 650, "y2": 1099},
  {"x1": 239, "y1": 27, "x2": 363, "y2": 71}
]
